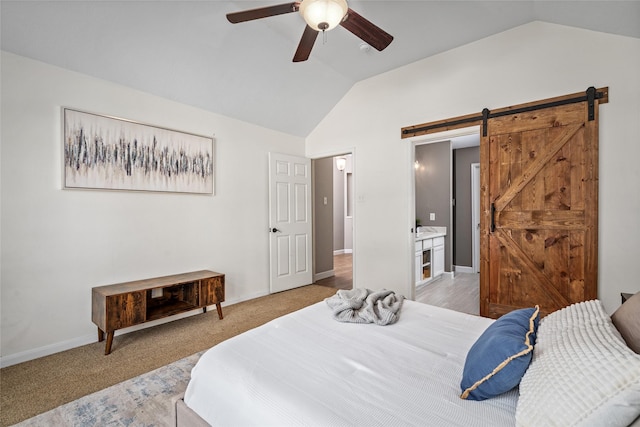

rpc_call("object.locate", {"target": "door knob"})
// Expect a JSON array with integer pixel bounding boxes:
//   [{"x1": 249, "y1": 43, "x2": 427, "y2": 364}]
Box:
[{"x1": 270, "y1": 228, "x2": 280, "y2": 233}]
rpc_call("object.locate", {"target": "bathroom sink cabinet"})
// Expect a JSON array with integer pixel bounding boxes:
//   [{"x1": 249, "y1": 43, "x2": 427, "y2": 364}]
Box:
[
  {"x1": 415, "y1": 235, "x2": 445, "y2": 286},
  {"x1": 432, "y1": 237, "x2": 445, "y2": 278}
]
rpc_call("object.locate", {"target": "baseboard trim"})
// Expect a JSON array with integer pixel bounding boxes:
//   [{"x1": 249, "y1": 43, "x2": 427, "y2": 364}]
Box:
[
  {"x1": 333, "y1": 249, "x2": 352, "y2": 255},
  {"x1": 314, "y1": 270, "x2": 335, "y2": 282},
  {"x1": 0, "y1": 290, "x2": 270, "y2": 368},
  {"x1": 454, "y1": 265, "x2": 474, "y2": 274},
  {"x1": 1, "y1": 334, "x2": 96, "y2": 368}
]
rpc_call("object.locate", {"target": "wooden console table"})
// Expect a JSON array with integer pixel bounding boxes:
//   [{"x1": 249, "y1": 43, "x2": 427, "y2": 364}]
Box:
[{"x1": 92, "y1": 270, "x2": 224, "y2": 355}]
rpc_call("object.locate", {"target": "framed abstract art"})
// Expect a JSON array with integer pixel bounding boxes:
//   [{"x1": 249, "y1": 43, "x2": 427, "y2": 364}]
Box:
[{"x1": 63, "y1": 108, "x2": 214, "y2": 194}]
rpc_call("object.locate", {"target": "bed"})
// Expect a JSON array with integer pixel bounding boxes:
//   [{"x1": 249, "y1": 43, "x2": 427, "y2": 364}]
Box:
[{"x1": 176, "y1": 291, "x2": 640, "y2": 427}]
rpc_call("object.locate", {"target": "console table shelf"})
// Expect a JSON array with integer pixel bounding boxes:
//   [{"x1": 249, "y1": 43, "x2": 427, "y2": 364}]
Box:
[
  {"x1": 92, "y1": 270, "x2": 225, "y2": 354},
  {"x1": 147, "y1": 301, "x2": 200, "y2": 321}
]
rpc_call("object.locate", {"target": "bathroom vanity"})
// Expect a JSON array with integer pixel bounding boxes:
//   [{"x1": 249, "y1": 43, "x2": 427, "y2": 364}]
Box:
[{"x1": 415, "y1": 227, "x2": 446, "y2": 286}]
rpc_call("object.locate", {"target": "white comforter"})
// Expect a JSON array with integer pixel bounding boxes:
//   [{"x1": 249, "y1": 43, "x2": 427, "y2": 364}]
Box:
[{"x1": 184, "y1": 300, "x2": 518, "y2": 426}]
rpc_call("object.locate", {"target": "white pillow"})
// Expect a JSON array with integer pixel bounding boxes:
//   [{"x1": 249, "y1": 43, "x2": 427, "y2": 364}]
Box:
[{"x1": 516, "y1": 300, "x2": 640, "y2": 427}]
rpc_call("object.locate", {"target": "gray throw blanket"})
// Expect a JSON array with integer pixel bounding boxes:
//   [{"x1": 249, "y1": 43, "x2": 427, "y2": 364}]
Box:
[{"x1": 325, "y1": 288, "x2": 405, "y2": 325}]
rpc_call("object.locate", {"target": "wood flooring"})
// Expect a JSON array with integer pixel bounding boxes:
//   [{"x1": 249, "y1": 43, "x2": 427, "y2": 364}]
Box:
[
  {"x1": 314, "y1": 253, "x2": 353, "y2": 290},
  {"x1": 314, "y1": 254, "x2": 480, "y2": 316},
  {"x1": 415, "y1": 273, "x2": 480, "y2": 315}
]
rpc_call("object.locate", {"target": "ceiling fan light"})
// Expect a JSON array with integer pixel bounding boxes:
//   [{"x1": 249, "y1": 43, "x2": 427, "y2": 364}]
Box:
[{"x1": 300, "y1": 0, "x2": 348, "y2": 31}]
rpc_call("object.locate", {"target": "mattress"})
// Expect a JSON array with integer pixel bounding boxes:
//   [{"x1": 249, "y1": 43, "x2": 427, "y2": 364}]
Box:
[{"x1": 183, "y1": 300, "x2": 519, "y2": 426}]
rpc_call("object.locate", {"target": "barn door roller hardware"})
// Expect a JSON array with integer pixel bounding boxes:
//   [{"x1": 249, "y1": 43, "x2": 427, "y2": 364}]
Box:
[
  {"x1": 401, "y1": 86, "x2": 608, "y2": 139},
  {"x1": 479, "y1": 86, "x2": 603, "y2": 136}
]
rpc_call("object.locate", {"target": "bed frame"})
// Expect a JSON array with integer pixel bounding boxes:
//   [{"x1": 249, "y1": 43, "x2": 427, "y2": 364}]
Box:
[{"x1": 175, "y1": 395, "x2": 209, "y2": 427}]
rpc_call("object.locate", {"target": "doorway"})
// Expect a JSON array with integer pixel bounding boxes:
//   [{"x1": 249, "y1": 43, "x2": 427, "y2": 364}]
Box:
[
  {"x1": 312, "y1": 154, "x2": 353, "y2": 290},
  {"x1": 412, "y1": 128, "x2": 480, "y2": 310}
]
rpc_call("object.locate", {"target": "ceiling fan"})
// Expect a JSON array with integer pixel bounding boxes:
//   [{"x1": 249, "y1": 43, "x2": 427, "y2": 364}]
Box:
[{"x1": 226, "y1": 0, "x2": 394, "y2": 62}]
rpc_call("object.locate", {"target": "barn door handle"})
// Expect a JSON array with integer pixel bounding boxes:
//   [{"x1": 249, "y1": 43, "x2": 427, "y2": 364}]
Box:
[{"x1": 490, "y1": 203, "x2": 496, "y2": 233}]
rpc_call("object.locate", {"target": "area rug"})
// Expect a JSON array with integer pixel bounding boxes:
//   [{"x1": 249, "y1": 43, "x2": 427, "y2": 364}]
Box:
[{"x1": 13, "y1": 351, "x2": 204, "y2": 427}]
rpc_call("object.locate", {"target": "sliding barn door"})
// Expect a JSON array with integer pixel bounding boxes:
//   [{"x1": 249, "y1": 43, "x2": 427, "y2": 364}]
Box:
[{"x1": 480, "y1": 89, "x2": 606, "y2": 318}]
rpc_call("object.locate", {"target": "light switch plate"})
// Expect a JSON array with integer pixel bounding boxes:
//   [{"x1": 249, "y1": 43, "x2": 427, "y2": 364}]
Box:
[{"x1": 430, "y1": 213, "x2": 436, "y2": 221}]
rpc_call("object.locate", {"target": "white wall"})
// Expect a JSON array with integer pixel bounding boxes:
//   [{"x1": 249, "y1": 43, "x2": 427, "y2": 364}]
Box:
[
  {"x1": 306, "y1": 22, "x2": 640, "y2": 313},
  {"x1": 0, "y1": 52, "x2": 305, "y2": 365}
]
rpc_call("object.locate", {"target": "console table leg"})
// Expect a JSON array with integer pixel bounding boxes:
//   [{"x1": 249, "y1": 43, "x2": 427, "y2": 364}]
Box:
[
  {"x1": 216, "y1": 303, "x2": 224, "y2": 320},
  {"x1": 98, "y1": 328, "x2": 104, "y2": 342},
  {"x1": 104, "y1": 332, "x2": 114, "y2": 355}
]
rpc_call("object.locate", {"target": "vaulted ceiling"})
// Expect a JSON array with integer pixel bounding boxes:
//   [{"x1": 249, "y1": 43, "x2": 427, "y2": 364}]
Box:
[{"x1": 2, "y1": 1, "x2": 639, "y2": 137}]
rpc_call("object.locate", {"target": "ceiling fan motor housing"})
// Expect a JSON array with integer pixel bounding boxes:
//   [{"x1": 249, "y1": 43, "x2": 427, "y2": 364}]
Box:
[{"x1": 300, "y1": 0, "x2": 348, "y2": 31}]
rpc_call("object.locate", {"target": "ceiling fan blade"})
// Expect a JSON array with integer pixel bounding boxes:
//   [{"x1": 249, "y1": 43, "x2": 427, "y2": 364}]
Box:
[
  {"x1": 340, "y1": 8, "x2": 393, "y2": 51},
  {"x1": 293, "y1": 25, "x2": 319, "y2": 62},
  {"x1": 227, "y1": 2, "x2": 300, "y2": 24}
]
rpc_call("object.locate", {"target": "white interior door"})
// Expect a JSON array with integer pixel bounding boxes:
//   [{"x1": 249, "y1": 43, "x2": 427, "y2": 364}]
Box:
[{"x1": 269, "y1": 153, "x2": 313, "y2": 293}]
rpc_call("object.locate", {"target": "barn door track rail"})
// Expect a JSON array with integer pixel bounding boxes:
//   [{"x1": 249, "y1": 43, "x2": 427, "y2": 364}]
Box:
[{"x1": 401, "y1": 86, "x2": 608, "y2": 139}]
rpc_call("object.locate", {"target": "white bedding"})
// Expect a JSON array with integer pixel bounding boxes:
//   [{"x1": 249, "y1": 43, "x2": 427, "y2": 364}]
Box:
[{"x1": 184, "y1": 300, "x2": 519, "y2": 426}]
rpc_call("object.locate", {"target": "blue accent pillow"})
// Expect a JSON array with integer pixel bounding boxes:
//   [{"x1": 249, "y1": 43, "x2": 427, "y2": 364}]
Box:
[{"x1": 460, "y1": 306, "x2": 540, "y2": 401}]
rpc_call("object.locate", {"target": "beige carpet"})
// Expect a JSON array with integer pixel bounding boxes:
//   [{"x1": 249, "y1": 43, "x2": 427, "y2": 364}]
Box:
[
  {"x1": 1, "y1": 284, "x2": 337, "y2": 426},
  {"x1": 13, "y1": 351, "x2": 202, "y2": 427}
]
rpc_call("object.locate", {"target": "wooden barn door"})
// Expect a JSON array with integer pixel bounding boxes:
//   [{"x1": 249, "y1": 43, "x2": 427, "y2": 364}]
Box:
[{"x1": 480, "y1": 88, "x2": 608, "y2": 318}]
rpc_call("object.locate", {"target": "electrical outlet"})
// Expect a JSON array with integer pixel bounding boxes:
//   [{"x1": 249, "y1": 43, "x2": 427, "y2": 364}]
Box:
[{"x1": 430, "y1": 213, "x2": 436, "y2": 221}]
